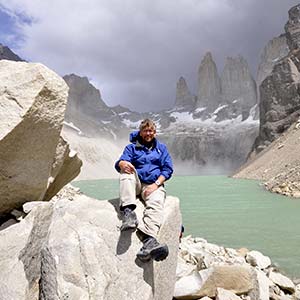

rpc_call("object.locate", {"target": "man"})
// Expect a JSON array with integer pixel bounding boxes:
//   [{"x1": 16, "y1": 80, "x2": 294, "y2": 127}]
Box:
[{"x1": 115, "y1": 119, "x2": 173, "y2": 262}]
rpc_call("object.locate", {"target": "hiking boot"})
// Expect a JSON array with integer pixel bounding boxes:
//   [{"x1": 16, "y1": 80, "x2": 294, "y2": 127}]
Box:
[
  {"x1": 136, "y1": 237, "x2": 169, "y2": 262},
  {"x1": 120, "y1": 207, "x2": 138, "y2": 231}
]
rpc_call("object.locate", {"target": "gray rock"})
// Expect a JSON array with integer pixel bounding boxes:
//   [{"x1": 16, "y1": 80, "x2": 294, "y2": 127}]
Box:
[{"x1": 0, "y1": 193, "x2": 181, "y2": 300}]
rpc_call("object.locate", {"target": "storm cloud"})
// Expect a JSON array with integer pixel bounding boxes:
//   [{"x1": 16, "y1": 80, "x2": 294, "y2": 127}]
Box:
[{"x1": 0, "y1": 0, "x2": 299, "y2": 111}]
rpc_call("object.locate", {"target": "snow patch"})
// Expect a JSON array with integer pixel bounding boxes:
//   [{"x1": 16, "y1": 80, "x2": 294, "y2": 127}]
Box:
[
  {"x1": 63, "y1": 121, "x2": 83, "y2": 135},
  {"x1": 122, "y1": 118, "x2": 142, "y2": 129},
  {"x1": 194, "y1": 107, "x2": 206, "y2": 113},
  {"x1": 69, "y1": 149, "x2": 77, "y2": 158},
  {"x1": 213, "y1": 105, "x2": 228, "y2": 114}
]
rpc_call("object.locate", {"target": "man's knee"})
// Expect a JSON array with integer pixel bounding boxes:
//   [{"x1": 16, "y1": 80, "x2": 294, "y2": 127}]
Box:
[{"x1": 120, "y1": 172, "x2": 136, "y2": 180}]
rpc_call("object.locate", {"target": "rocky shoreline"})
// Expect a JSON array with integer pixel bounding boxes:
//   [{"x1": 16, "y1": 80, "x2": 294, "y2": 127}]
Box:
[{"x1": 175, "y1": 235, "x2": 300, "y2": 300}]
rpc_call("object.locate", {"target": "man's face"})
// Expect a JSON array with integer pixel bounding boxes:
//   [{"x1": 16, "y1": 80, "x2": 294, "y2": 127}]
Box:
[{"x1": 140, "y1": 126, "x2": 156, "y2": 143}]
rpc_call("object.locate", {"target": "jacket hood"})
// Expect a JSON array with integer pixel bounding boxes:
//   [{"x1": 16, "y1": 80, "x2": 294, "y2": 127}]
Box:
[{"x1": 129, "y1": 131, "x2": 139, "y2": 143}]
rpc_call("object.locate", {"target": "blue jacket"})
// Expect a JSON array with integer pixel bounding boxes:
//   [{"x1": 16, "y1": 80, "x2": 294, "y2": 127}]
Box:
[{"x1": 115, "y1": 131, "x2": 173, "y2": 184}]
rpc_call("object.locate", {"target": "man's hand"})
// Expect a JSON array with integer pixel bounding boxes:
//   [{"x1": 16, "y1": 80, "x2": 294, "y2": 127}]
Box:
[
  {"x1": 143, "y1": 183, "x2": 158, "y2": 198},
  {"x1": 119, "y1": 160, "x2": 135, "y2": 174}
]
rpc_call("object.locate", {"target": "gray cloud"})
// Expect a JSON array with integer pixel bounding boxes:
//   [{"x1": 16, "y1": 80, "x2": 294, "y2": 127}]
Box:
[{"x1": 1, "y1": 0, "x2": 299, "y2": 111}]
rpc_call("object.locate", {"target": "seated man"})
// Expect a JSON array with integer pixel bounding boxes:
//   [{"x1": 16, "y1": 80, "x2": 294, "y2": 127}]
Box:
[{"x1": 115, "y1": 118, "x2": 173, "y2": 262}]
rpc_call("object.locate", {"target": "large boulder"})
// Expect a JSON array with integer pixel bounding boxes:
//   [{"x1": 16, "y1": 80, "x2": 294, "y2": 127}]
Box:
[
  {"x1": 0, "y1": 191, "x2": 181, "y2": 300},
  {"x1": 0, "y1": 60, "x2": 82, "y2": 216},
  {"x1": 174, "y1": 265, "x2": 253, "y2": 299}
]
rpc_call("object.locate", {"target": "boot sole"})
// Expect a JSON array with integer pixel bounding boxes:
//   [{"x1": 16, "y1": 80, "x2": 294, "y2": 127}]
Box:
[
  {"x1": 150, "y1": 244, "x2": 169, "y2": 261},
  {"x1": 137, "y1": 244, "x2": 169, "y2": 262},
  {"x1": 120, "y1": 221, "x2": 138, "y2": 232}
]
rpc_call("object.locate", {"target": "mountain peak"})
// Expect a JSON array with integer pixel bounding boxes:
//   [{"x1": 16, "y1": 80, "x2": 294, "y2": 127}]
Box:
[{"x1": 0, "y1": 44, "x2": 24, "y2": 62}]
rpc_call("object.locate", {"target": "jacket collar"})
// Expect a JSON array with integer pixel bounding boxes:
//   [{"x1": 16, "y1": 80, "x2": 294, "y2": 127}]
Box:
[{"x1": 129, "y1": 130, "x2": 157, "y2": 149}]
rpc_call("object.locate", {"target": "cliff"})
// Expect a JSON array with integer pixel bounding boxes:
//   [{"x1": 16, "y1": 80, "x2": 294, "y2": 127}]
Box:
[{"x1": 253, "y1": 4, "x2": 300, "y2": 154}]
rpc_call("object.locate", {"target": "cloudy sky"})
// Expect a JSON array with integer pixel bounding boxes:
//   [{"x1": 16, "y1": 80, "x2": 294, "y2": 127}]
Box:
[{"x1": 0, "y1": 0, "x2": 299, "y2": 112}]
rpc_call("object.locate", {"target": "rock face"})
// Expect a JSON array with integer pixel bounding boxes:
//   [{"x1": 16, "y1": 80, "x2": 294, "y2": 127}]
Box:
[
  {"x1": 63, "y1": 74, "x2": 126, "y2": 139},
  {"x1": 284, "y1": 4, "x2": 300, "y2": 51},
  {"x1": 256, "y1": 35, "x2": 289, "y2": 87},
  {"x1": 175, "y1": 76, "x2": 196, "y2": 110},
  {"x1": 0, "y1": 60, "x2": 82, "y2": 216},
  {"x1": 0, "y1": 44, "x2": 24, "y2": 61},
  {"x1": 196, "y1": 52, "x2": 222, "y2": 110},
  {"x1": 0, "y1": 188, "x2": 181, "y2": 300},
  {"x1": 160, "y1": 119, "x2": 258, "y2": 173},
  {"x1": 221, "y1": 56, "x2": 257, "y2": 118},
  {"x1": 253, "y1": 4, "x2": 300, "y2": 154}
]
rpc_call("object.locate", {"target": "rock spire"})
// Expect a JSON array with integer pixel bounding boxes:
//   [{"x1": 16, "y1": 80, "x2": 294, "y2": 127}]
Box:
[
  {"x1": 196, "y1": 52, "x2": 221, "y2": 110},
  {"x1": 221, "y1": 55, "x2": 257, "y2": 110},
  {"x1": 175, "y1": 76, "x2": 196, "y2": 109}
]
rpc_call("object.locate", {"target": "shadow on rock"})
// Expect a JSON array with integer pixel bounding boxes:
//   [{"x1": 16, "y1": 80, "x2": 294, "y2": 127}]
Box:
[
  {"x1": 135, "y1": 257, "x2": 154, "y2": 291},
  {"x1": 108, "y1": 198, "x2": 134, "y2": 255},
  {"x1": 116, "y1": 229, "x2": 134, "y2": 255}
]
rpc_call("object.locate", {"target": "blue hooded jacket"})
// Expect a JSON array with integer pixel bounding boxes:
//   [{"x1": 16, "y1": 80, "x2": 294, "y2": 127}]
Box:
[{"x1": 115, "y1": 131, "x2": 173, "y2": 184}]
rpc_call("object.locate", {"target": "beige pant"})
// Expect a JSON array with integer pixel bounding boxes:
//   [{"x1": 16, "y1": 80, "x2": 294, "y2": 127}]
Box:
[{"x1": 119, "y1": 171, "x2": 166, "y2": 238}]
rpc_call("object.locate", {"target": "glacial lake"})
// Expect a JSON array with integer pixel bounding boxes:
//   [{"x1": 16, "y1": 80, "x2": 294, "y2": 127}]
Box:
[{"x1": 73, "y1": 175, "x2": 300, "y2": 279}]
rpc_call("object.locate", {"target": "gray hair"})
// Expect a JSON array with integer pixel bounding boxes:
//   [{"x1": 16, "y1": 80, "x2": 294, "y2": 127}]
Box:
[{"x1": 139, "y1": 119, "x2": 156, "y2": 131}]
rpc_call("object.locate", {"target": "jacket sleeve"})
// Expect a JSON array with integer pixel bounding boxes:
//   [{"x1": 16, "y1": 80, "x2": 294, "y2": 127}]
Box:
[
  {"x1": 114, "y1": 145, "x2": 134, "y2": 173},
  {"x1": 160, "y1": 144, "x2": 173, "y2": 180}
]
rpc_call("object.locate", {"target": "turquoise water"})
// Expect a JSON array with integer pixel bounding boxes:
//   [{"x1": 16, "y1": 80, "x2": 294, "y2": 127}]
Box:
[{"x1": 73, "y1": 175, "x2": 300, "y2": 278}]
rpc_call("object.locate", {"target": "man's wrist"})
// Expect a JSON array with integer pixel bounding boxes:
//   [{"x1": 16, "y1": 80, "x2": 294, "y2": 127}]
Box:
[{"x1": 155, "y1": 179, "x2": 161, "y2": 186}]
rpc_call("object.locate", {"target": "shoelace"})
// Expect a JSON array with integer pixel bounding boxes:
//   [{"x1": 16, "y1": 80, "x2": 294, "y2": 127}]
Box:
[{"x1": 123, "y1": 208, "x2": 132, "y2": 216}]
